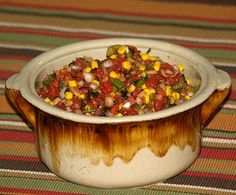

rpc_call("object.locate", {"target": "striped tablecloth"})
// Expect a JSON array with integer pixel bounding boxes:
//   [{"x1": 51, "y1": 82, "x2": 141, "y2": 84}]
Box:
[{"x1": 0, "y1": 0, "x2": 235, "y2": 194}]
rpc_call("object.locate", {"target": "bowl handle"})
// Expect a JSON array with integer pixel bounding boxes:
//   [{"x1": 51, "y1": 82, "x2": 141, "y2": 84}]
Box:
[
  {"x1": 201, "y1": 69, "x2": 231, "y2": 126},
  {"x1": 5, "y1": 74, "x2": 36, "y2": 129}
]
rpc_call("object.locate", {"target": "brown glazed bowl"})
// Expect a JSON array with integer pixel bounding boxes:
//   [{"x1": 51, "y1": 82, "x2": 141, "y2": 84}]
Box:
[{"x1": 5, "y1": 38, "x2": 231, "y2": 188}]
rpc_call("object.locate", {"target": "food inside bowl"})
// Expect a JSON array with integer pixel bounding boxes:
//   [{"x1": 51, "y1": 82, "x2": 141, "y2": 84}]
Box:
[{"x1": 36, "y1": 45, "x2": 200, "y2": 116}]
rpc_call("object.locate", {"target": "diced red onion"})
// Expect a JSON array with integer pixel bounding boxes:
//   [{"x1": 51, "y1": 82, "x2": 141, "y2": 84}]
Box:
[
  {"x1": 123, "y1": 102, "x2": 131, "y2": 109},
  {"x1": 105, "y1": 96, "x2": 114, "y2": 107},
  {"x1": 90, "y1": 83, "x2": 97, "y2": 90},
  {"x1": 146, "y1": 70, "x2": 158, "y2": 74},
  {"x1": 102, "y1": 59, "x2": 114, "y2": 68},
  {"x1": 59, "y1": 86, "x2": 67, "y2": 98},
  {"x1": 83, "y1": 72, "x2": 94, "y2": 83},
  {"x1": 70, "y1": 87, "x2": 80, "y2": 96}
]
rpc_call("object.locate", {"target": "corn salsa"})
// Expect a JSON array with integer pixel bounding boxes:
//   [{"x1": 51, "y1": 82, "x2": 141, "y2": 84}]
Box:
[{"x1": 37, "y1": 45, "x2": 200, "y2": 116}]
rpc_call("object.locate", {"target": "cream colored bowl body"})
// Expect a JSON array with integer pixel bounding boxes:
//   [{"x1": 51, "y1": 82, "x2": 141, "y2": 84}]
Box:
[{"x1": 5, "y1": 38, "x2": 231, "y2": 188}]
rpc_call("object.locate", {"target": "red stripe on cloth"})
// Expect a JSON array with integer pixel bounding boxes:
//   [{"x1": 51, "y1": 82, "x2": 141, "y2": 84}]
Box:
[
  {"x1": 0, "y1": 55, "x2": 32, "y2": 60},
  {"x1": 0, "y1": 188, "x2": 87, "y2": 195},
  {"x1": 199, "y1": 148, "x2": 236, "y2": 160},
  {"x1": 1, "y1": 1, "x2": 236, "y2": 24},
  {"x1": 0, "y1": 154, "x2": 40, "y2": 162},
  {"x1": 0, "y1": 130, "x2": 35, "y2": 143},
  {"x1": 229, "y1": 91, "x2": 236, "y2": 100},
  {"x1": 0, "y1": 27, "x2": 106, "y2": 39},
  {"x1": 0, "y1": 70, "x2": 18, "y2": 79},
  {"x1": 173, "y1": 41, "x2": 236, "y2": 51},
  {"x1": 2, "y1": 27, "x2": 236, "y2": 51},
  {"x1": 230, "y1": 74, "x2": 236, "y2": 78},
  {"x1": 183, "y1": 170, "x2": 236, "y2": 180}
]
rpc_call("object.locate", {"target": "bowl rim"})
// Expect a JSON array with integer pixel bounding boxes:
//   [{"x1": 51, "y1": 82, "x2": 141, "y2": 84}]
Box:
[{"x1": 18, "y1": 38, "x2": 217, "y2": 124}]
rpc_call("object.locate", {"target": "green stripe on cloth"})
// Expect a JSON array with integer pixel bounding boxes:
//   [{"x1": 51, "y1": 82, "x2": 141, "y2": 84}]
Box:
[
  {"x1": 0, "y1": 32, "x2": 80, "y2": 47},
  {"x1": 203, "y1": 129, "x2": 236, "y2": 139},
  {"x1": 1, "y1": 6, "x2": 236, "y2": 31},
  {"x1": 0, "y1": 177, "x2": 194, "y2": 195}
]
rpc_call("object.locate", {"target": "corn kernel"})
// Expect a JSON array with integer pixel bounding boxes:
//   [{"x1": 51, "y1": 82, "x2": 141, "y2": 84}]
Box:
[
  {"x1": 49, "y1": 101, "x2": 54, "y2": 106},
  {"x1": 138, "y1": 64, "x2": 146, "y2": 71},
  {"x1": 110, "y1": 54, "x2": 117, "y2": 59},
  {"x1": 79, "y1": 94, "x2": 85, "y2": 99},
  {"x1": 65, "y1": 100, "x2": 73, "y2": 107},
  {"x1": 144, "y1": 94, "x2": 150, "y2": 104},
  {"x1": 149, "y1": 56, "x2": 157, "y2": 61},
  {"x1": 64, "y1": 91, "x2": 73, "y2": 100},
  {"x1": 110, "y1": 92, "x2": 116, "y2": 97},
  {"x1": 170, "y1": 97, "x2": 175, "y2": 104},
  {"x1": 92, "y1": 79, "x2": 100, "y2": 86},
  {"x1": 115, "y1": 113, "x2": 123, "y2": 117},
  {"x1": 117, "y1": 46, "x2": 127, "y2": 55},
  {"x1": 91, "y1": 60, "x2": 98, "y2": 69},
  {"x1": 122, "y1": 61, "x2": 132, "y2": 70},
  {"x1": 68, "y1": 80, "x2": 77, "y2": 87},
  {"x1": 141, "y1": 72, "x2": 146, "y2": 77},
  {"x1": 185, "y1": 95, "x2": 190, "y2": 100},
  {"x1": 178, "y1": 64, "x2": 184, "y2": 72},
  {"x1": 153, "y1": 61, "x2": 161, "y2": 71},
  {"x1": 141, "y1": 84, "x2": 147, "y2": 89},
  {"x1": 185, "y1": 78, "x2": 191, "y2": 85},
  {"x1": 144, "y1": 88, "x2": 155, "y2": 95},
  {"x1": 44, "y1": 97, "x2": 51, "y2": 103},
  {"x1": 166, "y1": 86, "x2": 172, "y2": 96},
  {"x1": 141, "y1": 53, "x2": 149, "y2": 61},
  {"x1": 84, "y1": 66, "x2": 91, "y2": 73},
  {"x1": 109, "y1": 71, "x2": 119, "y2": 78},
  {"x1": 127, "y1": 84, "x2": 136, "y2": 93},
  {"x1": 172, "y1": 92, "x2": 180, "y2": 100}
]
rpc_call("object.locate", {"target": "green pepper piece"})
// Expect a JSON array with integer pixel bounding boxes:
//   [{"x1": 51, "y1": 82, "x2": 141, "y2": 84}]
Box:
[
  {"x1": 135, "y1": 79, "x2": 145, "y2": 88},
  {"x1": 172, "y1": 83, "x2": 183, "y2": 91},
  {"x1": 146, "y1": 48, "x2": 151, "y2": 54},
  {"x1": 111, "y1": 78, "x2": 124, "y2": 91},
  {"x1": 59, "y1": 79, "x2": 64, "y2": 90},
  {"x1": 106, "y1": 45, "x2": 121, "y2": 57},
  {"x1": 42, "y1": 73, "x2": 56, "y2": 88},
  {"x1": 132, "y1": 103, "x2": 144, "y2": 114},
  {"x1": 126, "y1": 52, "x2": 134, "y2": 58}
]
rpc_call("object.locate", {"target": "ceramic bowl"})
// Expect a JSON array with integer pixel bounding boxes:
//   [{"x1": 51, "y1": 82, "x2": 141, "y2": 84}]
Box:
[{"x1": 5, "y1": 38, "x2": 231, "y2": 188}]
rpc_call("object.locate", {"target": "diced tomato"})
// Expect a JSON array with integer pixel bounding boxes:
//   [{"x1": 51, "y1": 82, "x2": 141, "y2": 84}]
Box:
[
  {"x1": 76, "y1": 72, "x2": 84, "y2": 82},
  {"x1": 111, "y1": 62, "x2": 122, "y2": 72},
  {"x1": 146, "y1": 75, "x2": 161, "y2": 88},
  {"x1": 116, "y1": 57, "x2": 126, "y2": 64},
  {"x1": 127, "y1": 96, "x2": 136, "y2": 104},
  {"x1": 71, "y1": 97, "x2": 81, "y2": 110},
  {"x1": 64, "y1": 72, "x2": 73, "y2": 84},
  {"x1": 165, "y1": 72, "x2": 181, "y2": 85},
  {"x1": 161, "y1": 63, "x2": 175, "y2": 72},
  {"x1": 96, "y1": 93, "x2": 105, "y2": 105},
  {"x1": 109, "y1": 104, "x2": 120, "y2": 115},
  {"x1": 71, "y1": 69, "x2": 79, "y2": 78},
  {"x1": 123, "y1": 107, "x2": 138, "y2": 116},
  {"x1": 153, "y1": 96, "x2": 166, "y2": 111},
  {"x1": 56, "y1": 68, "x2": 68, "y2": 79},
  {"x1": 56, "y1": 102, "x2": 66, "y2": 110},
  {"x1": 74, "y1": 58, "x2": 87, "y2": 68},
  {"x1": 47, "y1": 78, "x2": 60, "y2": 99},
  {"x1": 37, "y1": 88, "x2": 49, "y2": 99},
  {"x1": 92, "y1": 107, "x2": 105, "y2": 116},
  {"x1": 132, "y1": 88, "x2": 142, "y2": 99},
  {"x1": 94, "y1": 68, "x2": 105, "y2": 80},
  {"x1": 100, "y1": 80, "x2": 113, "y2": 94}
]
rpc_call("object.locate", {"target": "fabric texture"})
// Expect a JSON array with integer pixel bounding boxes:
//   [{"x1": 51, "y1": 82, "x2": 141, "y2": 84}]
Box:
[{"x1": 0, "y1": 0, "x2": 235, "y2": 194}]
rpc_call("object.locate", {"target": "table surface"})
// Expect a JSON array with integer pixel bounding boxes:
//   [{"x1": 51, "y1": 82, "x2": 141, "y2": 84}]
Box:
[{"x1": 0, "y1": 0, "x2": 235, "y2": 194}]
